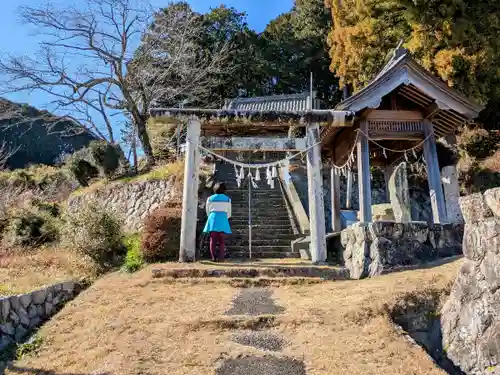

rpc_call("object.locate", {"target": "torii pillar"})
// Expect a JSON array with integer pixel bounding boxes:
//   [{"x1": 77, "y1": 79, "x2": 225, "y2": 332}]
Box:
[
  {"x1": 306, "y1": 122, "x2": 327, "y2": 263},
  {"x1": 357, "y1": 120, "x2": 372, "y2": 222},
  {"x1": 179, "y1": 117, "x2": 201, "y2": 262}
]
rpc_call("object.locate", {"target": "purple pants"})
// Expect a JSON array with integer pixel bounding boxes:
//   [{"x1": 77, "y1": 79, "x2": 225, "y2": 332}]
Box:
[{"x1": 210, "y1": 232, "x2": 225, "y2": 260}]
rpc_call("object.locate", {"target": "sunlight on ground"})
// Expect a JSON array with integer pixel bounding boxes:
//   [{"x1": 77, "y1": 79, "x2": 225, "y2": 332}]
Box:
[{"x1": 5, "y1": 259, "x2": 462, "y2": 375}]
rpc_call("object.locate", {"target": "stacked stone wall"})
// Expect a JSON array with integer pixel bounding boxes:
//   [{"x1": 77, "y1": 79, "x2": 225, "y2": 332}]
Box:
[
  {"x1": 341, "y1": 221, "x2": 463, "y2": 279},
  {"x1": 67, "y1": 179, "x2": 177, "y2": 232},
  {"x1": 0, "y1": 281, "x2": 82, "y2": 352},
  {"x1": 441, "y1": 187, "x2": 500, "y2": 375}
]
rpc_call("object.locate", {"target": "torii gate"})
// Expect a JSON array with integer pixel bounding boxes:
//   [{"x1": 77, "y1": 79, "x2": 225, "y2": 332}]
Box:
[{"x1": 148, "y1": 108, "x2": 354, "y2": 263}]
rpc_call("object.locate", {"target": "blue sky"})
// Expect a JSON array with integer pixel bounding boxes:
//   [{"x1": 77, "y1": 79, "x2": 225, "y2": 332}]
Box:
[{"x1": 0, "y1": 0, "x2": 293, "y2": 110}]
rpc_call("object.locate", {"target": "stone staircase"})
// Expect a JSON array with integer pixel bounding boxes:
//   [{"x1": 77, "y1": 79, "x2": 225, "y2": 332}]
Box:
[{"x1": 214, "y1": 161, "x2": 300, "y2": 259}]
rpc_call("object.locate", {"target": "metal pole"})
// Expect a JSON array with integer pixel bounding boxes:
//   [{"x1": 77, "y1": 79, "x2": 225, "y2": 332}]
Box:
[{"x1": 248, "y1": 172, "x2": 252, "y2": 260}]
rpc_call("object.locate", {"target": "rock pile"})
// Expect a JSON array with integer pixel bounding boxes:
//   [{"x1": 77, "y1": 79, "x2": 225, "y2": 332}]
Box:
[
  {"x1": 0, "y1": 281, "x2": 81, "y2": 351},
  {"x1": 441, "y1": 187, "x2": 500, "y2": 374}
]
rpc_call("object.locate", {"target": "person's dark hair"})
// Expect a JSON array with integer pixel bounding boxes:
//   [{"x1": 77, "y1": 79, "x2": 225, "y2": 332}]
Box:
[{"x1": 213, "y1": 182, "x2": 226, "y2": 194}]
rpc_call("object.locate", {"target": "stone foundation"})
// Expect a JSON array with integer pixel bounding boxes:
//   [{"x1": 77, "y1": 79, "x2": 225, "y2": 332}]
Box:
[
  {"x1": 0, "y1": 281, "x2": 83, "y2": 352},
  {"x1": 341, "y1": 221, "x2": 463, "y2": 279},
  {"x1": 441, "y1": 187, "x2": 500, "y2": 375}
]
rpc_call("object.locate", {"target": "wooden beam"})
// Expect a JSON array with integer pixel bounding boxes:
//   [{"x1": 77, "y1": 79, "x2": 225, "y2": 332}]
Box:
[
  {"x1": 331, "y1": 166, "x2": 342, "y2": 232},
  {"x1": 200, "y1": 136, "x2": 306, "y2": 151},
  {"x1": 367, "y1": 110, "x2": 424, "y2": 121},
  {"x1": 423, "y1": 119, "x2": 447, "y2": 223},
  {"x1": 424, "y1": 102, "x2": 440, "y2": 119},
  {"x1": 357, "y1": 120, "x2": 372, "y2": 222},
  {"x1": 307, "y1": 122, "x2": 327, "y2": 263},
  {"x1": 179, "y1": 118, "x2": 201, "y2": 262},
  {"x1": 346, "y1": 170, "x2": 354, "y2": 209}
]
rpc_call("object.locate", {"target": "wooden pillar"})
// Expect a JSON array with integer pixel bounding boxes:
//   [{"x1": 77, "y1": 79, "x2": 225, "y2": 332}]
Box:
[
  {"x1": 306, "y1": 122, "x2": 327, "y2": 263},
  {"x1": 346, "y1": 170, "x2": 353, "y2": 209},
  {"x1": 357, "y1": 120, "x2": 372, "y2": 222},
  {"x1": 423, "y1": 119, "x2": 447, "y2": 223},
  {"x1": 331, "y1": 166, "x2": 341, "y2": 232},
  {"x1": 179, "y1": 118, "x2": 201, "y2": 262}
]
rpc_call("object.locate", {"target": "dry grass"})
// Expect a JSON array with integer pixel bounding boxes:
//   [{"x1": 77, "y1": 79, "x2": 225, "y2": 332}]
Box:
[
  {"x1": 0, "y1": 246, "x2": 97, "y2": 296},
  {"x1": 482, "y1": 150, "x2": 500, "y2": 172},
  {"x1": 70, "y1": 160, "x2": 212, "y2": 198},
  {"x1": 6, "y1": 259, "x2": 462, "y2": 375}
]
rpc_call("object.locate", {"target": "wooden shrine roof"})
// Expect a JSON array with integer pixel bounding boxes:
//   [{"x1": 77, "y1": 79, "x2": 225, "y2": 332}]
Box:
[{"x1": 334, "y1": 48, "x2": 484, "y2": 138}]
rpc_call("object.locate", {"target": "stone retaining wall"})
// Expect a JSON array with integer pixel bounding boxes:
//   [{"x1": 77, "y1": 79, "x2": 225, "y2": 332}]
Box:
[
  {"x1": 0, "y1": 281, "x2": 82, "y2": 352},
  {"x1": 341, "y1": 221, "x2": 463, "y2": 279},
  {"x1": 67, "y1": 179, "x2": 177, "y2": 232},
  {"x1": 441, "y1": 187, "x2": 500, "y2": 375}
]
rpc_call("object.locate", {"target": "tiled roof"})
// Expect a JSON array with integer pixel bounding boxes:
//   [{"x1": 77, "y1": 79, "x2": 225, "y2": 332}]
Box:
[{"x1": 223, "y1": 92, "x2": 322, "y2": 111}]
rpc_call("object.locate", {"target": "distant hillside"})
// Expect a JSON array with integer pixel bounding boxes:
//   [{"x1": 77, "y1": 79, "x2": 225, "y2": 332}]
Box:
[{"x1": 0, "y1": 99, "x2": 97, "y2": 169}]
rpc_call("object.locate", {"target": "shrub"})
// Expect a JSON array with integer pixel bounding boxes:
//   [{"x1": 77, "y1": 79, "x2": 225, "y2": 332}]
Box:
[
  {"x1": 66, "y1": 154, "x2": 99, "y2": 186},
  {"x1": 140, "y1": 202, "x2": 182, "y2": 262},
  {"x1": 31, "y1": 199, "x2": 60, "y2": 217},
  {"x1": 3, "y1": 206, "x2": 59, "y2": 248},
  {"x1": 122, "y1": 233, "x2": 143, "y2": 273},
  {"x1": 458, "y1": 127, "x2": 500, "y2": 159},
  {"x1": 89, "y1": 141, "x2": 122, "y2": 178},
  {"x1": 60, "y1": 205, "x2": 124, "y2": 271}
]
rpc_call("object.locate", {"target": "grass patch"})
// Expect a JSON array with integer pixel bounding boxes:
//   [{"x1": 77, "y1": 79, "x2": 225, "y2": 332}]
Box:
[
  {"x1": 16, "y1": 334, "x2": 44, "y2": 360},
  {"x1": 69, "y1": 160, "x2": 189, "y2": 198},
  {"x1": 122, "y1": 233, "x2": 143, "y2": 273}
]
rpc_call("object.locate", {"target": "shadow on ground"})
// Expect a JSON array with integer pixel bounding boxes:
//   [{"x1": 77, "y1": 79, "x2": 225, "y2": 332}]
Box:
[
  {"x1": 216, "y1": 355, "x2": 306, "y2": 375},
  {"x1": 389, "y1": 288, "x2": 465, "y2": 375},
  {"x1": 225, "y1": 288, "x2": 285, "y2": 316}
]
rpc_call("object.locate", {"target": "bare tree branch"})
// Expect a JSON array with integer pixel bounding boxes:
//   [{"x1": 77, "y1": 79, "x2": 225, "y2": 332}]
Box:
[
  {"x1": 0, "y1": 141, "x2": 20, "y2": 170},
  {"x1": 0, "y1": 0, "x2": 234, "y2": 165}
]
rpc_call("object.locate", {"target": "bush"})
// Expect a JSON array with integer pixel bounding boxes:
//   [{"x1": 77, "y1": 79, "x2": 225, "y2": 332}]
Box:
[
  {"x1": 140, "y1": 202, "x2": 182, "y2": 262},
  {"x1": 3, "y1": 206, "x2": 59, "y2": 248},
  {"x1": 89, "y1": 141, "x2": 122, "y2": 178},
  {"x1": 60, "y1": 205, "x2": 124, "y2": 271},
  {"x1": 458, "y1": 127, "x2": 500, "y2": 159},
  {"x1": 122, "y1": 233, "x2": 143, "y2": 273},
  {"x1": 66, "y1": 154, "x2": 99, "y2": 186},
  {"x1": 31, "y1": 199, "x2": 60, "y2": 217}
]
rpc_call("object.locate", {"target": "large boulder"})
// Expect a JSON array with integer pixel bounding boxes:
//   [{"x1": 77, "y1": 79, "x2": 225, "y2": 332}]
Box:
[
  {"x1": 388, "y1": 162, "x2": 411, "y2": 222},
  {"x1": 441, "y1": 187, "x2": 500, "y2": 375}
]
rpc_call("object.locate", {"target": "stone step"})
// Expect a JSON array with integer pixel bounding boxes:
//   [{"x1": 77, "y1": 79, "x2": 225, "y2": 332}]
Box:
[
  {"x1": 230, "y1": 224, "x2": 293, "y2": 231},
  {"x1": 230, "y1": 233, "x2": 298, "y2": 240},
  {"x1": 227, "y1": 239, "x2": 293, "y2": 247},
  {"x1": 231, "y1": 211, "x2": 290, "y2": 223},
  {"x1": 230, "y1": 219, "x2": 291, "y2": 225},
  {"x1": 226, "y1": 251, "x2": 300, "y2": 259},
  {"x1": 226, "y1": 245, "x2": 293, "y2": 252}
]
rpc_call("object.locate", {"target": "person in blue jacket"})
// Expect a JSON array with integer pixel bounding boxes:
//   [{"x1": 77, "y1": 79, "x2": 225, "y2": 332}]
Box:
[{"x1": 203, "y1": 182, "x2": 232, "y2": 261}]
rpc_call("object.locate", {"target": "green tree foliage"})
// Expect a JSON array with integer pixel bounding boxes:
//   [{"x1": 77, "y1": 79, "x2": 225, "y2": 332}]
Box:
[
  {"x1": 88, "y1": 141, "x2": 123, "y2": 179},
  {"x1": 262, "y1": 0, "x2": 341, "y2": 105},
  {"x1": 325, "y1": 0, "x2": 500, "y2": 127},
  {"x1": 143, "y1": 1, "x2": 342, "y2": 109}
]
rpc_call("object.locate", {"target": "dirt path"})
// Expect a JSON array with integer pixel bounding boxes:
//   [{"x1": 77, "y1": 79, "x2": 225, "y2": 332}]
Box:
[{"x1": 5, "y1": 260, "x2": 462, "y2": 375}]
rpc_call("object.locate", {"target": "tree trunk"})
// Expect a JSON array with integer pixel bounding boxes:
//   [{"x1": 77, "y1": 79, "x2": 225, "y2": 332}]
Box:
[{"x1": 135, "y1": 117, "x2": 155, "y2": 167}]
